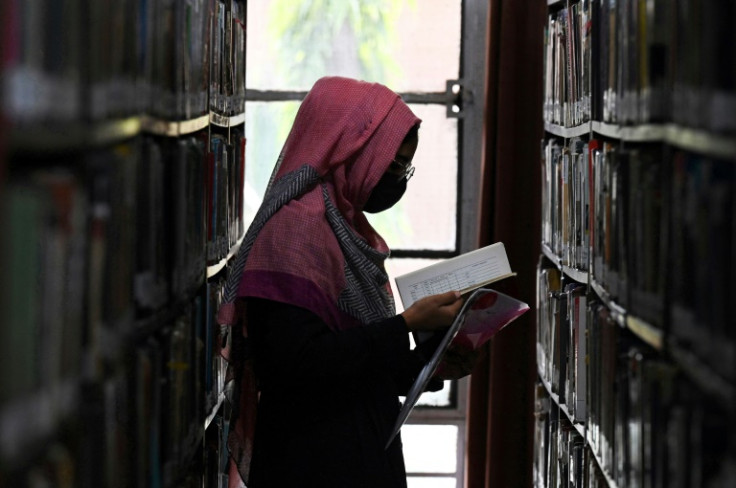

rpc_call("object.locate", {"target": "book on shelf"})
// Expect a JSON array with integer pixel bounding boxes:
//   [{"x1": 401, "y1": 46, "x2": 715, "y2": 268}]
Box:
[
  {"x1": 136, "y1": 136, "x2": 170, "y2": 311},
  {"x1": 625, "y1": 146, "x2": 666, "y2": 327},
  {"x1": 558, "y1": 138, "x2": 591, "y2": 270},
  {"x1": 543, "y1": 2, "x2": 592, "y2": 128},
  {"x1": 532, "y1": 384, "x2": 550, "y2": 487},
  {"x1": 3, "y1": 180, "x2": 46, "y2": 402},
  {"x1": 589, "y1": 140, "x2": 631, "y2": 303},
  {"x1": 87, "y1": 0, "x2": 140, "y2": 121},
  {"x1": 670, "y1": 151, "x2": 735, "y2": 382},
  {"x1": 536, "y1": 260, "x2": 562, "y2": 385},
  {"x1": 542, "y1": 136, "x2": 590, "y2": 272},
  {"x1": 173, "y1": 134, "x2": 209, "y2": 295},
  {"x1": 232, "y1": 0, "x2": 247, "y2": 111},
  {"x1": 561, "y1": 145, "x2": 572, "y2": 264},
  {"x1": 161, "y1": 307, "x2": 203, "y2": 485},
  {"x1": 567, "y1": 283, "x2": 587, "y2": 422},
  {"x1": 222, "y1": 1, "x2": 234, "y2": 113},
  {"x1": 3, "y1": 0, "x2": 84, "y2": 125},
  {"x1": 86, "y1": 143, "x2": 138, "y2": 370},
  {"x1": 193, "y1": 293, "x2": 206, "y2": 428},
  {"x1": 134, "y1": 338, "x2": 163, "y2": 488},
  {"x1": 541, "y1": 139, "x2": 561, "y2": 252},
  {"x1": 206, "y1": 130, "x2": 246, "y2": 265},
  {"x1": 553, "y1": 281, "x2": 569, "y2": 403},
  {"x1": 179, "y1": 0, "x2": 210, "y2": 119},
  {"x1": 145, "y1": 0, "x2": 210, "y2": 120},
  {"x1": 205, "y1": 276, "x2": 228, "y2": 405}
]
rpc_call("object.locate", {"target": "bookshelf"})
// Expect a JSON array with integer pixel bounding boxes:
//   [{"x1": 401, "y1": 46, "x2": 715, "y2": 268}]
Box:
[
  {"x1": 1, "y1": 0, "x2": 247, "y2": 486},
  {"x1": 535, "y1": 1, "x2": 736, "y2": 487}
]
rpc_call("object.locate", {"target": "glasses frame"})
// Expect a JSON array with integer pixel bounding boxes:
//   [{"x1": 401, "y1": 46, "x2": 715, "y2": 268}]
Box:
[{"x1": 388, "y1": 158, "x2": 416, "y2": 181}]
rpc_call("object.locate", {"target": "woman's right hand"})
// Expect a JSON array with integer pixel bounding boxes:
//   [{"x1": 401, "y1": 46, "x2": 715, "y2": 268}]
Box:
[{"x1": 401, "y1": 290, "x2": 464, "y2": 332}]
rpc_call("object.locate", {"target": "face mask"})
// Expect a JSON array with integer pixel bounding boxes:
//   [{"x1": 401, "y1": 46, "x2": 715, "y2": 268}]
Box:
[{"x1": 363, "y1": 173, "x2": 407, "y2": 213}]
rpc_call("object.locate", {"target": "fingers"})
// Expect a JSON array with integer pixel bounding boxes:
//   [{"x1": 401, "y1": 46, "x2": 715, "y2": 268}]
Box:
[
  {"x1": 433, "y1": 290, "x2": 462, "y2": 305},
  {"x1": 401, "y1": 291, "x2": 464, "y2": 332}
]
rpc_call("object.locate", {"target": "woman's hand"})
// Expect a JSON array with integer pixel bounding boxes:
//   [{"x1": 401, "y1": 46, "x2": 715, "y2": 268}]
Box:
[
  {"x1": 434, "y1": 343, "x2": 483, "y2": 380},
  {"x1": 401, "y1": 291, "x2": 464, "y2": 332}
]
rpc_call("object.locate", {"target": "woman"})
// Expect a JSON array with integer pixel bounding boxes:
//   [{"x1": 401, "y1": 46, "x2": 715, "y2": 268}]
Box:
[{"x1": 218, "y1": 76, "x2": 463, "y2": 487}]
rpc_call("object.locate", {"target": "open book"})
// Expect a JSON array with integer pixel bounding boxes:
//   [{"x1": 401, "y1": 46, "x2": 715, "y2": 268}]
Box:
[
  {"x1": 394, "y1": 242, "x2": 516, "y2": 309},
  {"x1": 386, "y1": 288, "x2": 530, "y2": 449}
]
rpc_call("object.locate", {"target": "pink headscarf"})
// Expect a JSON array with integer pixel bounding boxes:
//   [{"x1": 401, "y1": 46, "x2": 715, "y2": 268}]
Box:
[{"x1": 220, "y1": 76, "x2": 421, "y2": 331}]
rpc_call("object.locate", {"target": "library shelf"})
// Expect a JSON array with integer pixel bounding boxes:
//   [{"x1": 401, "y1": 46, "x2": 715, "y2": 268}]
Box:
[
  {"x1": 588, "y1": 279, "x2": 626, "y2": 327},
  {"x1": 625, "y1": 315, "x2": 664, "y2": 351},
  {"x1": 141, "y1": 113, "x2": 211, "y2": 137},
  {"x1": 544, "y1": 121, "x2": 591, "y2": 139},
  {"x1": 591, "y1": 121, "x2": 665, "y2": 142},
  {"x1": 538, "y1": 1, "x2": 736, "y2": 486},
  {"x1": 590, "y1": 121, "x2": 736, "y2": 159},
  {"x1": 2, "y1": 1, "x2": 248, "y2": 485},
  {"x1": 133, "y1": 283, "x2": 205, "y2": 341},
  {"x1": 665, "y1": 125, "x2": 736, "y2": 160},
  {"x1": 561, "y1": 265, "x2": 588, "y2": 285},
  {"x1": 538, "y1": 371, "x2": 586, "y2": 439},
  {"x1": 537, "y1": 369, "x2": 621, "y2": 488},
  {"x1": 668, "y1": 341, "x2": 736, "y2": 411},
  {"x1": 541, "y1": 243, "x2": 559, "y2": 266},
  {"x1": 210, "y1": 111, "x2": 246, "y2": 129},
  {"x1": 541, "y1": 245, "x2": 589, "y2": 288},
  {"x1": 9, "y1": 116, "x2": 142, "y2": 154},
  {"x1": 207, "y1": 233, "x2": 246, "y2": 278}
]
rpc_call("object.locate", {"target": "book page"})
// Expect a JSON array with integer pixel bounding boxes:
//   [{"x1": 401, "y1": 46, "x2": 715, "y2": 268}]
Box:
[{"x1": 395, "y1": 242, "x2": 514, "y2": 308}]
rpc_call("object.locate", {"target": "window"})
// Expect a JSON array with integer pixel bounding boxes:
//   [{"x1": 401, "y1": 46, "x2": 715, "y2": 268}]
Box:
[{"x1": 245, "y1": 1, "x2": 488, "y2": 486}]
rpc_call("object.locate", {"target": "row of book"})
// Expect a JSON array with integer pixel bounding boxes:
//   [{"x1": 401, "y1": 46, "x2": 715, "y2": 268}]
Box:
[
  {"x1": 537, "y1": 264, "x2": 586, "y2": 423},
  {"x1": 210, "y1": 0, "x2": 247, "y2": 116},
  {"x1": 535, "y1": 263, "x2": 736, "y2": 487},
  {"x1": 670, "y1": 152, "x2": 735, "y2": 382},
  {"x1": 534, "y1": 391, "x2": 605, "y2": 488},
  {"x1": 541, "y1": 136, "x2": 668, "y2": 327},
  {"x1": 204, "y1": 414, "x2": 232, "y2": 488},
  {"x1": 136, "y1": 128, "x2": 247, "y2": 309},
  {"x1": 544, "y1": 0, "x2": 736, "y2": 131},
  {"x1": 533, "y1": 376, "x2": 735, "y2": 488},
  {"x1": 1, "y1": 127, "x2": 247, "y2": 333},
  {"x1": 543, "y1": 0, "x2": 592, "y2": 128},
  {"x1": 1, "y1": 143, "x2": 138, "y2": 404},
  {"x1": 146, "y1": 0, "x2": 211, "y2": 121},
  {"x1": 208, "y1": 129, "x2": 247, "y2": 264},
  {"x1": 0, "y1": 127, "x2": 240, "y2": 460},
  {"x1": 541, "y1": 138, "x2": 590, "y2": 272},
  {"x1": 137, "y1": 134, "x2": 209, "y2": 311},
  {"x1": 0, "y1": 280, "x2": 230, "y2": 486},
  {"x1": 588, "y1": 140, "x2": 667, "y2": 326},
  {"x1": 4, "y1": 0, "x2": 143, "y2": 123},
  {"x1": 3, "y1": 0, "x2": 245, "y2": 125},
  {"x1": 205, "y1": 276, "x2": 229, "y2": 410}
]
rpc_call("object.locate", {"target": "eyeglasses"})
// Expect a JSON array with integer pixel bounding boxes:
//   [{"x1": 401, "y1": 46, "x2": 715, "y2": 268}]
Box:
[{"x1": 387, "y1": 158, "x2": 415, "y2": 181}]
